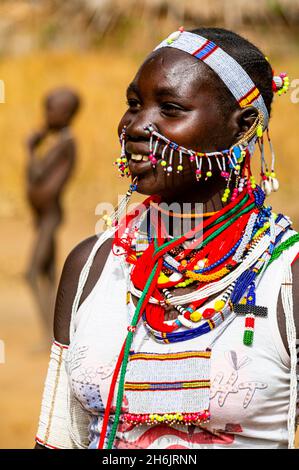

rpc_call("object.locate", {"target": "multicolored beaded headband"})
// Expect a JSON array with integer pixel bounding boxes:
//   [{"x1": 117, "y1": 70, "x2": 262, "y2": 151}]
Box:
[
  {"x1": 155, "y1": 28, "x2": 270, "y2": 128},
  {"x1": 114, "y1": 27, "x2": 290, "y2": 202}
]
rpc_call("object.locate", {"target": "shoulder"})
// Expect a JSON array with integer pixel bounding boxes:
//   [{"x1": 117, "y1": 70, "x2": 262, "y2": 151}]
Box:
[
  {"x1": 54, "y1": 234, "x2": 112, "y2": 344},
  {"x1": 291, "y1": 255, "x2": 299, "y2": 335},
  {"x1": 56, "y1": 130, "x2": 76, "y2": 156}
]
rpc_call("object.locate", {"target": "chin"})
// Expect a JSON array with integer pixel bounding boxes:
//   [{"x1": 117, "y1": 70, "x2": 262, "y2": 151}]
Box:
[{"x1": 134, "y1": 174, "x2": 160, "y2": 196}]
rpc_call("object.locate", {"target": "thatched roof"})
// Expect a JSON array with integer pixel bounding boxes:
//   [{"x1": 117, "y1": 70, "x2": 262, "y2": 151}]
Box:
[
  {"x1": 80, "y1": 0, "x2": 299, "y2": 29},
  {"x1": 0, "y1": 0, "x2": 298, "y2": 56}
]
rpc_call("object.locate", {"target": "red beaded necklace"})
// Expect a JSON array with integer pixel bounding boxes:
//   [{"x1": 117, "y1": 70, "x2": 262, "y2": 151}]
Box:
[{"x1": 125, "y1": 190, "x2": 257, "y2": 334}]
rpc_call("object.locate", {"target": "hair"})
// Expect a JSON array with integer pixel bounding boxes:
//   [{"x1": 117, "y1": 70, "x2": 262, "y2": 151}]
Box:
[{"x1": 190, "y1": 27, "x2": 274, "y2": 117}]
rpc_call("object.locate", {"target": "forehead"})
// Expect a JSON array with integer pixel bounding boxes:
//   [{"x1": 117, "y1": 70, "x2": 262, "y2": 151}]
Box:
[
  {"x1": 130, "y1": 48, "x2": 215, "y2": 97},
  {"x1": 46, "y1": 92, "x2": 73, "y2": 109}
]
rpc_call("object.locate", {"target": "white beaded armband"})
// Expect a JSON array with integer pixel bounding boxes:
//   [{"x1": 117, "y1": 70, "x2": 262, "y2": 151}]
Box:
[{"x1": 35, "y1": 341, "x2": 75, "y2": 449}]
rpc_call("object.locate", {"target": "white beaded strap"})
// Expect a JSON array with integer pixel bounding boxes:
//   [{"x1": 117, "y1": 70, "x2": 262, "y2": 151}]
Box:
[
  {"x1": 69, "y1": 227, "x2": 116, "y2": 341},
  {"x1": 36, "y1": 341, "x2": 75, "y2": 449},
  {"x1": 281, "y1": 254, "x2": 297, "y2": 449}
]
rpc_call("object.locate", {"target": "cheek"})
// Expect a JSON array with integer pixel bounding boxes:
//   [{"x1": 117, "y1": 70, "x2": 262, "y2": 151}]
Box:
[
  {"x1": 158, "y1": 112, "x2": 214, "y2": 152},
  {"x1": 135, "y1": 155, "x2": 197, "y2": 196}
]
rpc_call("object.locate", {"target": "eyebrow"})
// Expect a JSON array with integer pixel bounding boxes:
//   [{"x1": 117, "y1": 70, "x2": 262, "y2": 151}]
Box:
[
  {"x1": 126, "y1": 82, "x2": 140, "y2": 96},
  {"x1": 126, "y1": 82, "x2": 182, "y2": 99},
  {"x1": 155, "y1": 86, "x2": 181, "y2": 99}
]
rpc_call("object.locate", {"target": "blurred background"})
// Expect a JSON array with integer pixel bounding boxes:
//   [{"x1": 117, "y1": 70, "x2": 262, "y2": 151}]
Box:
[{"x1": 0, "y1": 0, "x2": 298, "y2": 448}]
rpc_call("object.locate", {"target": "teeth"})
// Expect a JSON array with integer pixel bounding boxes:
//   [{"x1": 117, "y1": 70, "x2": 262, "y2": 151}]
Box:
[
  {"x1": 131, "y1": 154, "x2": 149, "y2": 162},
  {"x1": 131, "y1": 154, "x2": 143, "y2": 161}
]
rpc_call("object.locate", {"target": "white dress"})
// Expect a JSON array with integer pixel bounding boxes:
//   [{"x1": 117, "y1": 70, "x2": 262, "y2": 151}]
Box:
[{"x1": 65, "y1": 228, "x2": 299, "y2": 449}]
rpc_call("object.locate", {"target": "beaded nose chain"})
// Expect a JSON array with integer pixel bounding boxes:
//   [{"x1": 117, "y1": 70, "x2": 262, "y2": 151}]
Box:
[{"x1": 115, "y1": 112, "x2": 278, "y2": 204}]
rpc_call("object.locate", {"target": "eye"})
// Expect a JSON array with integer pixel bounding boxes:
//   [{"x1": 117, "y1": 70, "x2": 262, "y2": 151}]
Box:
[
  {"x1": 160, "y1": 102, "x2": 185, "y2": 116},
  {"x1": 126, "y1": 98, "x2": 141, "y2": 111}
]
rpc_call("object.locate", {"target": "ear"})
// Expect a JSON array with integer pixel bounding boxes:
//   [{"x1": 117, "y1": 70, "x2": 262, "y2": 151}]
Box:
[{"x1": 231, "y1": 106, "x2": 259, "y2": 142}]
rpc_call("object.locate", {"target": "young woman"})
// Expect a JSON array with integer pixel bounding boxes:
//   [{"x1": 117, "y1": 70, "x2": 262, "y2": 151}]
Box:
[{"x1": 35, "y1": 27, "x2": 299, "y2": 449}]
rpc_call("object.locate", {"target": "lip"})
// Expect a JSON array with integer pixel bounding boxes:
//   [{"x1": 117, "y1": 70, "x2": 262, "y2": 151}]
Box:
[
  {"x1": 125, "y1": 142, "x2": 151, "y2": 156},
  {"x1": 125, "y1": 142, "x2": 160, "y2": 176},
  {"x1": 128, "y1": 159, "x2": 154, "y2": 176}
]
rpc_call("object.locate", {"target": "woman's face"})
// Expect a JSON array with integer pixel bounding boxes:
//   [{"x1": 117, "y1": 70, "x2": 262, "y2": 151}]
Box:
[{"x1": 118, "y1": 48, "x2": 239, "y2": 201}]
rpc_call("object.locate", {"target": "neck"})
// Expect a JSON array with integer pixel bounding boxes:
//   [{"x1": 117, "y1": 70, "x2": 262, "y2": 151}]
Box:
[{"x1": 156, "y1": 182, "x2": 226, "y2": 238}]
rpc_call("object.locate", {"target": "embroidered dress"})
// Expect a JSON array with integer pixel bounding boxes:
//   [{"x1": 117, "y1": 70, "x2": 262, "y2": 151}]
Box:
[{"x1": 65, "y1": 226, "x2": 299, "y2": 449}]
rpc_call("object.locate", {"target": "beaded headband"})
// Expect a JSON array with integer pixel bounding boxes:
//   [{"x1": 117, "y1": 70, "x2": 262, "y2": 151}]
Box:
[{"x1": 154, "y1": 28, "x2": 269, "y2": 129}]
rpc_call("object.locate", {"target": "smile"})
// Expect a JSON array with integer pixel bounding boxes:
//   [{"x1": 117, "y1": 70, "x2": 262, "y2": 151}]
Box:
[{"x1": 131, "y1": 154, "x2": 150, "y2": 162}]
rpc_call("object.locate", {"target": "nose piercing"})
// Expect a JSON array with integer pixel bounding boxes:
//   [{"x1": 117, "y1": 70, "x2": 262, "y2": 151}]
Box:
[{"x1": 144, "y1": 123, "x2": 154, "y2": 134}]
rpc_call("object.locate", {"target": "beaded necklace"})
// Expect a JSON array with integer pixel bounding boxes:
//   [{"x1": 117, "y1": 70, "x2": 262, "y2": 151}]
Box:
[{"x1": 98, "y1": 187, "x2": 295, "y2": 449}]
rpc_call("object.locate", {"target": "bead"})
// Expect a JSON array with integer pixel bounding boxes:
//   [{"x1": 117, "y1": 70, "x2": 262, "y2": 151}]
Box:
[
  {"x1": 197, "y1": 259, "x2": 207, "y2": 269},
  {"x1": 256, "y1": 124, "x2": 263, "y2": 137},
  {"x1": 160, "y1": 160, "x2": 167, "y2": 167},
  {"x1": 214, "y1": 299, "x2": 225, "y2": 311},
  {"x1": 206, "y1": 171, "x2": 212, "y2": 177},
  {"x1": 271, "y1": 177, "x2": 279, "y2": 192},
  {"x1": 190, "y1": 311, "x2": 202, "y2": 322},
  {"x1": 177, "y1": 165, "x2": 183, "y2": 171},
  {"x1": 261, "y1": 179, "x2": 272, "y2": 196},
  {"x1": 202, "y1": 308, "x2": 215, "y2": 319},
  {"x1": 243, "y1": 329, "x2": 254, "y2": 346},
  {"x1": 157, "y1": 272, "x2": 170, "y2": 285},
  {"x1": 167, "y1": 166, "x2": 173, "y2": 172},
  {"x1": 168, "y1": 272, "x2": 183, "y2": 283},
  {"x1": 166, "y1": 30, "x2": 182, "y2": 43},
  {"x1": 127, "y1": 325, "x2": 136, "y2": 332}
]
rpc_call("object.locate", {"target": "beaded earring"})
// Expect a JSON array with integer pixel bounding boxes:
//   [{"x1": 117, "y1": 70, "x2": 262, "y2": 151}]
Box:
[
  {"x1": 258, "y1": 70, "x2": 290, "y2": 196},
  {"x1": 101, "y1": 176, "x2": 138, "y2": 230},
  {"x1": 114, "y1": 126, "x2": 131, "y2": 177}
]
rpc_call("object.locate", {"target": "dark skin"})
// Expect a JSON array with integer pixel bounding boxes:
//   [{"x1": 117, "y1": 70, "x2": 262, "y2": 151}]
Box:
[
  {"x1": 35, "y1": 49, "x2": 298, "y2": 447},
  {"x1": 26, "y1": 87, "x2": 80, "y2": 346}
]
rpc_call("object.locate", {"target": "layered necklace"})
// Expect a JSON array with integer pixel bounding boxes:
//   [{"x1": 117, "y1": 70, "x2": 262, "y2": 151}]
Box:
[{"x1": 96, "y1": 181, "x2": 294, "y2": 450}]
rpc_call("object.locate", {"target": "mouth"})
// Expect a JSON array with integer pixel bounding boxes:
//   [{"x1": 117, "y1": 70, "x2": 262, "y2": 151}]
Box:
[
  {"x1": 128, "y1": 154, "x2": 154, "y2": 176},
  {"x1": 125, "y1": 141, "x2": 164, "y2": 176}
]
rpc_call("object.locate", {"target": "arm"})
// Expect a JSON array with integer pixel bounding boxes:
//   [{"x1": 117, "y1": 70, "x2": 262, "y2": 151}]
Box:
[
  {"x1": 35, "y1": 235, "x2": 112, "y2": 448},
  {"x1": 277, "y1": 257, "x2": 299, "y2": 355},
  {"x1": 291, "y1": 260, "x2": 299, "y2": 446},
  {"x1": 27, "y1": 138, "x2": 75, "y2": 185}
]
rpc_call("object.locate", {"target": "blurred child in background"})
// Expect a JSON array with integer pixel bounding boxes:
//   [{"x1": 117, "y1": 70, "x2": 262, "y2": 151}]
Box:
[{"x1": 25, "y1": 87, "x2": 81, "y2": 346}]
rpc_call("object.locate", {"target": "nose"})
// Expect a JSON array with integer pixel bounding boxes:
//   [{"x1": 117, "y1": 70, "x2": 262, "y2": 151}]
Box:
[{"x1": 124, "y1": 112, "x2": 157, "y2": 142}]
